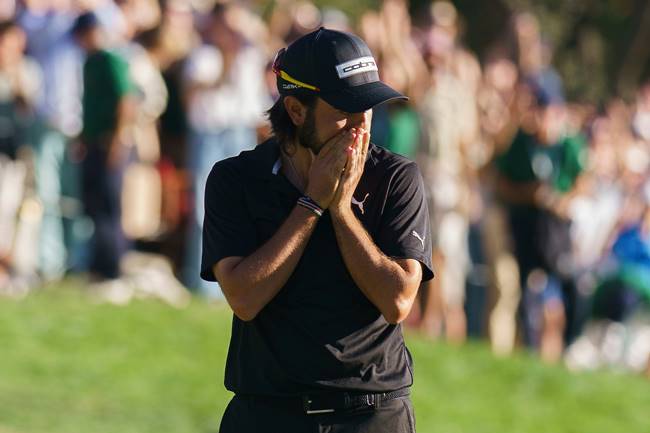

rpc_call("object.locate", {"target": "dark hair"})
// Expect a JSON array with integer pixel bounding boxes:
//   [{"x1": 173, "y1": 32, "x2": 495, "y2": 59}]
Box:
[
  {"x1": 136, "y1": 26, "x2": 164, "y2": 50},
  {"x1": 71, "y1": 12, "x2": 99, "y2": 36},
  {"x1": 211, "y1": 2, "x2": 227, "y2": 17},
  {"x1": 0, "y1": 20, "x2": 18, "y2": 38},
  {"x1": 266, "y1": 92, "x2": 318, "y2": 150}
]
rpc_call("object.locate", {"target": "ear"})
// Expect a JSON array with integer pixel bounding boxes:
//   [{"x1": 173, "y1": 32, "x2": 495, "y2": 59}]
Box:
[{"x1": 283, "y1": 96, "x2": 310, "y2": 127}]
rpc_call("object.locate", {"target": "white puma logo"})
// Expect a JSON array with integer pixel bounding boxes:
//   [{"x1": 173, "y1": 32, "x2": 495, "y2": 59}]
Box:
[
  {"x1": 411, "y1": 230, "x2": 425, "y2": 248},
  {"x1": 351, "y1": 193, "x2": 370, "y2": 214}
]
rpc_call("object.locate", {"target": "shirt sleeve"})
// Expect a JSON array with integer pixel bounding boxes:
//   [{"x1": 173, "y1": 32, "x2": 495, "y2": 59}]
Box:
[
  {"x1": 375, "y1": 161, "x2": 434, "y2": 281},
  {"x1": 182, "y1": 45, "x2": 223, "y2": 86},
  {"x1": 495, "y1": 131, "x2": 535, "y2": 182},
  {"x1": 107, "y1": 52, "x2": 133, "y2": 97},
  {"x1": 200, "y1": 160, "x2": 258, "y2": 281}
]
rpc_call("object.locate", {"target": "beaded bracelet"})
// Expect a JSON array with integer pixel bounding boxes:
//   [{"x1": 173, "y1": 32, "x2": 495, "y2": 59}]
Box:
[{"x1": 297, "y1": 195, "x2": 324, "y2": 217}]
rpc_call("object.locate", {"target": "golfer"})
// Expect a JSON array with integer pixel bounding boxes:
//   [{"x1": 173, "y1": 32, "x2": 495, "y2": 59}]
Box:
[{"x1": 201, "y1": 27, "x2": 433, "y2": 433}]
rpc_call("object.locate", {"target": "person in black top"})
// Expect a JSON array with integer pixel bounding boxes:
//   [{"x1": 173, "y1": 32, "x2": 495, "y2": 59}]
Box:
[{"x1": 201, "y1": 28, "x2": 433, "y2": 433}]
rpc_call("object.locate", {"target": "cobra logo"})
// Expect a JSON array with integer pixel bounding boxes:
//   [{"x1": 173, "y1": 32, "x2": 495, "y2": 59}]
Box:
[
  {"x1": 343, "y1": 60, "x2": 376, "y2": 73},
  {"x1": 336, "y1": 56, "x2": 378, "y2": 79}
]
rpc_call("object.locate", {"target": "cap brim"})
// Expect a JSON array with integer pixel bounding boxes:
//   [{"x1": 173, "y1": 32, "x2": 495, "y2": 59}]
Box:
[{"x1": 320, "y1": 81, "x2": 408, "y2": 113}]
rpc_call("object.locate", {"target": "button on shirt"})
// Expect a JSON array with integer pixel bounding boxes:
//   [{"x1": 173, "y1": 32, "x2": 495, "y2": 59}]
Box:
[{"x1": 201, "y1": 138, "x2": 433, "y2": 396}]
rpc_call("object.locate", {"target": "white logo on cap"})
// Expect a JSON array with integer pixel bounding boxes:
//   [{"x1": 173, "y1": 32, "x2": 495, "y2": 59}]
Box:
[{"x1": 335, "y1": 56, "x2": 378, "y2": 79}]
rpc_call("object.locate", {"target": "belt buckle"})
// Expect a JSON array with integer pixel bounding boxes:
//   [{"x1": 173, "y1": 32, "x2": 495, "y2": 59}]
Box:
[{"x1": 302, "y1": 396, "x2": 335, "y2": 415}]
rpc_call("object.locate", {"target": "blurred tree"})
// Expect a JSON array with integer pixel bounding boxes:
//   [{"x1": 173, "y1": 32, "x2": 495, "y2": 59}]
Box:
[{"x1": 455, "y1": 0, "x2": 650, "y2": 102}]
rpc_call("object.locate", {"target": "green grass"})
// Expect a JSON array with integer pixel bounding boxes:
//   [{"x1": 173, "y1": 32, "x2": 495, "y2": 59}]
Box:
[{"x1": 1, "y1": 284, "x2": 648, "y2": 433}]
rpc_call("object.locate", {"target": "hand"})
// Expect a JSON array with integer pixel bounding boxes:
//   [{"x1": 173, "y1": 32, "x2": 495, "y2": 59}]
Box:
[
  {"x1": 534, "y1": 184, "x2": 571, "y2": 220},
  {"x1": 330, "y1": 128, "x2": 370, "y2": 217},
  {"x1": 305, "y1": 129, "x2": 356, "y2": 209},
  {"x1": 107, "y1": 136, "x2": 126, "y2": 170}
]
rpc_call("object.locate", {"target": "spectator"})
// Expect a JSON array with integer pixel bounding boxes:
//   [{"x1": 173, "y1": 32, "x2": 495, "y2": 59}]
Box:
[
  {"x1": 181, "y1": 2, "x2": 271, "y2": 294},
  {"x1": 416, "y1": 1, "x2": 481, "y2": 343},
  {"x1": 75, "y1": 11, "x2": 136, "y2": 282},
  {"x1": 119, "y1": 25, "x2": 168, "y2": 240},
  {"x1": 477, "y1": 55, "x2": 522, "y2": 355},
  {"x1": 0, "y1": 20, "x2": 42, "y2": 157},
  {"x1": 18, "y1": 0, "x2": 86, "y2": 280},
  {"x1": 34, "y1": 4, "x2": 90, "y2": 274},
  {"x1": 361, "y1": 0, "x2": 428, "y2": 159},
  {"x1": 0, "y1": 19, "x2": 43, "y2": 291},
  {"x1": 495, "y1": 79, "x2": 587, "y2": 363},
  {"x1": 566, "y1": 204, "x2": 650, "y2": 375}
]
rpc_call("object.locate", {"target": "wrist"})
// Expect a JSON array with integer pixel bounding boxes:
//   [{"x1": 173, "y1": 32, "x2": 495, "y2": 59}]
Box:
[
  {"x1": 330, "y1": 203, "x2": 354, "y2": 221},
  {"x1": 304, "y1": 188, "x2": 328, "y2": 209},
  {"x1": 297, "y1": 195, "x2": 324, "y2": 217}
]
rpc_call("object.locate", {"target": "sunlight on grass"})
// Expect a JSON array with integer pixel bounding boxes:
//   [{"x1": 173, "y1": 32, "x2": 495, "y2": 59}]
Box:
[{"x1": 1, "y1": 286, "x2": 648, "y2": 433}]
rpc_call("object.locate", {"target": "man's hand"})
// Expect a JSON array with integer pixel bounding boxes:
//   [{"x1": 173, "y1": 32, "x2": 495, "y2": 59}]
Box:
[
  {"x1": 305, "y1": 129, "x2": 356, "y2": 208},
  {"x1": 330, "y1": 128, "x2": 370, "y2": 217},
  {"x1": 107, "y1": 135, "x2": 126, "y2": 170},
  {"x1": 534, "y1": 184, "x2": 572, "y2": 219}
]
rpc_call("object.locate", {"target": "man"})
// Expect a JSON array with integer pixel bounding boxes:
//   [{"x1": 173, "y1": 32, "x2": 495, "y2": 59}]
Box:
[
  {"x1": 183, "y1": 2, "x2": 271, "y2": 294},
  {"x1": 416, "y1": 1, "x2": 482, "y2": 342},
  {"x1": 18, "y1": 0, "x2": 81, "y2": 280},
  {"x1": 0, "y1": 19, "x2": 42, "y2": 292},
  {"x1": 495, "y1": 80, "x2": 586, "y2": 363},
  {"x1": 75, "y1": 12, "x2": 135, "y2": 281},
  {"x1": 201, "y1": 28, "x2": 433, "y2": 432}
]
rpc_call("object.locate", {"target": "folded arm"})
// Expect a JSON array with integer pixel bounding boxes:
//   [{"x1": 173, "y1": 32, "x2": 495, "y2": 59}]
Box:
[
  {"x1": 330, "y1": 209, "x2": 422, "y2": 324},
  {"x1": 214, "y1": 206, "x2": 319, "y2": 321}
]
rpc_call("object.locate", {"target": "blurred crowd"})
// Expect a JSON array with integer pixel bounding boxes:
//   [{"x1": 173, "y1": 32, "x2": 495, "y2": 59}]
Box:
[{"x1": 0, "y1": 0, "x2": 649, "y2": 375}]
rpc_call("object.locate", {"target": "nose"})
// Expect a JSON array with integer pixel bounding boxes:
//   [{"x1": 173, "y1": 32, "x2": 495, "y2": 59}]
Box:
[{"x1": 347, "y1": 110, "x2": 371, "y2": 129}]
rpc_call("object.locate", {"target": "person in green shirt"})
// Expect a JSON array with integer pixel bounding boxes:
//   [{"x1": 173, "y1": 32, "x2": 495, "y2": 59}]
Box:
[
  {"x1": 495, "y1": 80, "x2": 587, "y2": 362},
  {"x1": 74, "y1": 12, "x2": 135, "y2": 280}
]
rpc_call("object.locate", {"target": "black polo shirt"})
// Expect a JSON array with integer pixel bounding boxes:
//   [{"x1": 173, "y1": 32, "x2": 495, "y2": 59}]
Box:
[{"x1": 201, "y1": 138, "x2": 433, "y2": 396}]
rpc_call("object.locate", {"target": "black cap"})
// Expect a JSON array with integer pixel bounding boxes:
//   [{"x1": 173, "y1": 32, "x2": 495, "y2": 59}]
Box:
[
  {"x1": 273, "y1": 27, "x2": 407, "y2": 113},
  {"x1": 71, "y1": 11, "x2": 100, "y2": 35}
]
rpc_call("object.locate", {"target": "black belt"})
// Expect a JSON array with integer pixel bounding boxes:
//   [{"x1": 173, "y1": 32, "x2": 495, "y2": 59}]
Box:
[
  {"x1": 243, "y1": 388, "x2": 411, "y2": 415},
  {"x1": 301, "y1": 388, "x2": 410, "y2": 415}
]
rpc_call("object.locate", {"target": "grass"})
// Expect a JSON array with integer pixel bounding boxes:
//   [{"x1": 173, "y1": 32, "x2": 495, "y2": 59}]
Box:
[{"x1": 0, "y1": 283, "x2": 648, "y2": 433}]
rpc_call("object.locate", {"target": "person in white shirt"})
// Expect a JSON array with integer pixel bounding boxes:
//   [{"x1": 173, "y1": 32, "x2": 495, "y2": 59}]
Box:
[{"x1": 181, "y1": 2, "x2": 271, "y2": 295}]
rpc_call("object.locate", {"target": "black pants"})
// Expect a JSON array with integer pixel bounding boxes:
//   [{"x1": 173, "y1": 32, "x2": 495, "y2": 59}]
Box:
[
  {"x1": 219, "y1": 394, "x2": 416, "y2": 433},
  {"x1": 82, "y1": 145, "x2": 128, "y2": 279}
]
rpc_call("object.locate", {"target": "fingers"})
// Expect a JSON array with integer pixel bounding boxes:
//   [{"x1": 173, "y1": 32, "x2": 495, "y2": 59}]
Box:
[
  {"x1": 317, "y1": 130, "x2": 354, "y2": 174},
  {"x1": 315, "y1": 127, "x2": 368, "y2": 182},
  {"x1": 353, "y1": 128, "x2": 369, "y2": 168},
  {"x1": 342, "y1": 130, "x2": 364, "y2": 179},
  {"x1": 362, "y1": 129, "x2": 370, "y2": 155},
  {"x1": 320, "y1": 128, "x2": 354, "y2": 158},
  {"x1": 318, "y1": 129, "x2": 343, "y2": 158}
]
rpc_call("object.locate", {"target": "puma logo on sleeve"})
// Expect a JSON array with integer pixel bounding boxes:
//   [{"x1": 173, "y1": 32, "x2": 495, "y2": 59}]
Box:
[
  {"x1": 411, "y1": 230, "x2": 425, "y2": 249},
  {"x1": 351, "y1": 193, "x2": 370, "y2": 214}
]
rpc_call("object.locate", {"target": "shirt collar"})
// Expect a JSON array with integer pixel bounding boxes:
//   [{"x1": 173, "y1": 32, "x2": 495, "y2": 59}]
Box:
[
  {"x1": 272, "y1": 157, "x2": 282, "y2": 175},
  {"x1": 243, "y1": 138, "x2": 282, "y2": 180}
]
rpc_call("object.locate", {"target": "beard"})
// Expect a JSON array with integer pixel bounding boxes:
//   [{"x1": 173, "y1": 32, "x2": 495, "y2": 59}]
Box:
[{"x1": 297, "y1": 107, "x2": 325, "y2": 154}]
